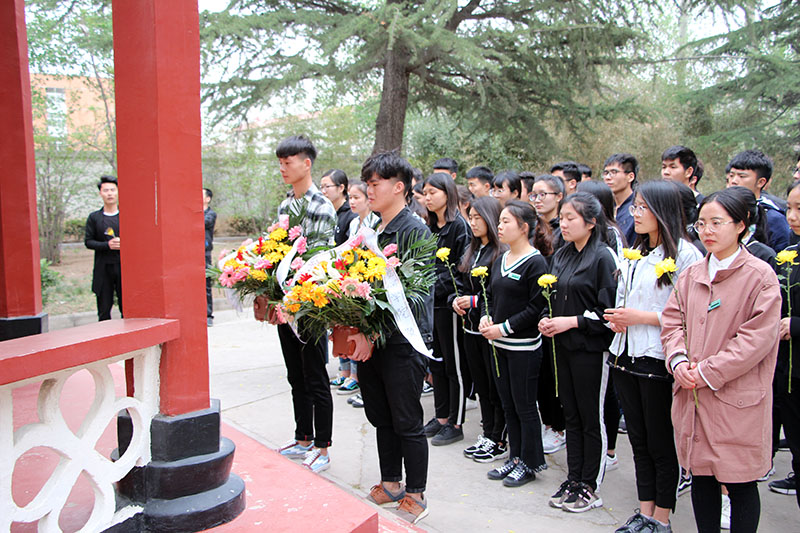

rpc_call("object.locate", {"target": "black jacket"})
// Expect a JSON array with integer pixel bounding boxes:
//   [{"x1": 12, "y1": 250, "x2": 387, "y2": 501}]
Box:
[
  {"x1": 378, "y1": 207, "x2": 435, "y2": 346},
  {"x1": 548, "y1": 238, "x2": 618, "y2": 353},
  {"x1": 85, "y1": 208, "x2": 120, "y2": 293},
  {"x1": 204, "y1": 208, "x2": 217, "y2": 252},
  {"x1": 431, "y1": 214, "x2": 472, "y2": 308},
  {"x1": 778, "y1": 243, "x2": 800, "y2": 378},
  {"x1": 334, "y1": 201, "x2": 359, "y2": 246}
]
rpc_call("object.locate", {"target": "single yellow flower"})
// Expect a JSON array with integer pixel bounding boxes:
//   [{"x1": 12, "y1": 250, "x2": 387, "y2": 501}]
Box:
[
  {"x1": 777, "y1": 249, "x2": 798, "y2": 266},
  {"x1": 622, "y1": 248, "x2": 643, "y2": 261},
  {"x1": 249, "y1": 269, "x2": 268, "y2": 282},
  {"x1": 436, "y1": 247, "x2": 451, "y2": 262},
  {"x1": 471, "y1": 266, "x2": 489, "y2": 278},
  {"x1": 538, "y1": 273, "x2": 558, "y2": 288},
  {"x1": 655, "y1": 257, "x2": 677, "y2": 279}
]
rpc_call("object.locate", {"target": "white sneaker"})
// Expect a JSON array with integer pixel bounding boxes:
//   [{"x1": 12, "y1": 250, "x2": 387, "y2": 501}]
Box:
[
  {"x1": 543, "y1": 429, "x2": 566, "y2": 454},
  {"x1": 466, "y1": 398, "x2": 479, "y2": 411},
  {"x1": 302, "y1": 448, "x2": 330, "y2": 473},
  {"x1": 720, "y1": 493, "x2": 731, "y2": 530},
  {"x1": 605, "y1": 453, "x2": 619, "y2": 472}
]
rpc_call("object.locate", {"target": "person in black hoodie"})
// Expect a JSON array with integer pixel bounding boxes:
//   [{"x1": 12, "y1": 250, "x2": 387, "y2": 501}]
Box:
[
  {"x1": 532, "y1": 174, "x2": 565, "y2": 250},
  {"x1": 453, "y1": 196, "x2": 508, "y2": 463},
  {"x1": 539, "y1": 192, "x2": 618, "y2": 513},
  {"x1": 321, "y1": 169, "x2": 359, "y2": 247},
  {"x1": 479, "y1": 200, "x2": 549, "y2": 487},
  {"x1": 423, "y1": 172, "x2": 473, "y2": 446},
  {"x1": 772, "y1": 181, "x2": 800, "y2": 506}
]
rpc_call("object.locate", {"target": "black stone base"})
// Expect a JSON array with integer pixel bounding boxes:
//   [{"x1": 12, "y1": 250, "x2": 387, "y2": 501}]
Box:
[
  {"x1": 0, "y1": 312, "x2": 48, "y2": 341},
  {"x1": 110, "y1": 399, "x2": 245, "y2": 532}
]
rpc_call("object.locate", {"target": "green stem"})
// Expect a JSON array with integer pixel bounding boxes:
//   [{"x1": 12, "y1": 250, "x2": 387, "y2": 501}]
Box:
[
  {"x1": 547, "y1": 291, "x2": 558, "y2": 397},
  {"x1": 447, "y1": 262, "x2": 466, "y2": 332},
  {"x1": 480, "y1": 280, "x2": 499, "y2": 377},
  {"x1": 786, "y1": 266, "x2": 793, "y2": 394},
  {"x1": 614, "y1": 262, "x2": 632, "y2": 367}
]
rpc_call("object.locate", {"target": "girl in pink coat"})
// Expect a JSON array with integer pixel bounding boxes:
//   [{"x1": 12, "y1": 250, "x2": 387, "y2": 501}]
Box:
[{"x1": 662, "y1": 188, "x2": 781, "y2": 533}]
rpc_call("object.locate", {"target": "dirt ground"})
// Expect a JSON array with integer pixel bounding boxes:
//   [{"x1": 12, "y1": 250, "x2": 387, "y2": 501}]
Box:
[{"x1": 46, "y1": 237, "x2": 247, "y2": 315}]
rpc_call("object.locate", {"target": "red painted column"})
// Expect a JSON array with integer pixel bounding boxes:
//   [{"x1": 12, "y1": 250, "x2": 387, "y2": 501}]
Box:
[
  {"x1": 0, "y1": 0, "x2": 43, "y2": 320},
  {"x1": 112, "y1": 0, "x2": 209, "y2": 416}
]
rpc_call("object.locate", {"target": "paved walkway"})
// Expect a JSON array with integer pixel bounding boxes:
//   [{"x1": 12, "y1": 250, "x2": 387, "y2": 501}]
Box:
[{"x1": 207, "y1": 309, "x2": 799, "y2": 532}]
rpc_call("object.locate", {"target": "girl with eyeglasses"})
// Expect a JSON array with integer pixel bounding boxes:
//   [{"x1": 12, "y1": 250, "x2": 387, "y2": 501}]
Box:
[
  {"x1": 532, "y1": 175, "x2": 565, "y2": 250},
  {"x1": 538, "y1": 192, "x2": 619, "y2": 513},
  {"x1": 662, "y1": 188, "x2": 781, "y2": 533},
  {"x1": 603, "y1": 180, "x2": 702, "y2": 532}
]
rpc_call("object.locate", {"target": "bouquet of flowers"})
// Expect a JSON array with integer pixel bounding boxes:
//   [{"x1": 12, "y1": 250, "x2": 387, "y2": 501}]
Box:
[
  {"x1": 207, "y1": 200, "x2": 310, "y2": 320},
  {"x1": 281, "y1": 228, "x2": 436, "y2": 359}
]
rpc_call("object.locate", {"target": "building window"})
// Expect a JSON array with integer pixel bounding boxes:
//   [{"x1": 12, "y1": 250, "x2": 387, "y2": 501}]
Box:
[{"x1": 45, "y1": 87, "x2": 67, "y2": 139}]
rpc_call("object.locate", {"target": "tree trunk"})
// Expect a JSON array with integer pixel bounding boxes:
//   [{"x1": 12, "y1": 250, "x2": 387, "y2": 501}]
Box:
[{"x1": 372, "y1": 41, "x2": 411, "y2": 154}]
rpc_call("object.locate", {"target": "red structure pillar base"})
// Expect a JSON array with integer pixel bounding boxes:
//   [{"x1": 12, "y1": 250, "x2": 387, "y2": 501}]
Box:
[
  {"x1": 0, "y1": 312, "x2": 48, "y2": 342},
  {"x1": 111, "y1": 399, "x2": 246, "y2": 532}
]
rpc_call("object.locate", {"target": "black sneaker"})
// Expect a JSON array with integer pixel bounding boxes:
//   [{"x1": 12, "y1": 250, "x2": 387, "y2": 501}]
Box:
[
  {"x1": 618, "y1": 415, "x2": 627, "y2": 434},
  {"x1": 431, "y1": 423, "x2": 464, "y2": 446},
  {"x1": 502, "y1": 461, "x2": 535, "y2": 487},
  {"x1": 615, "y1": 510, "x2": 649, "y2": 532},
  {"x1": 562, "y1": 482, "x2": 603, "y2": 513},
  {"x1": 350, "y1": 393, "x2": 364, "y2": 408},
  {"x1": 778, "y1": 438, "x2": 790, "y2": 451},
  {"x1": 473, "y1": 442, "x2": 510, "y2": 463},
  {"x1": 421, "y1": 381, "x2": 434, "y2": 396},
  {"x1": 549, "y1": 480, "x2": 575, "y2": 508},
  {"x1": 487, "y1": 458, "x2": 517, "y2": 480},
  {"x1": 423, "y1": 417, "x2": 443, "y2": 438},
  {"x1": 463, "y1": 436, "x2": 492, "y2": 457},
  {"x1": 769, "y1": 472, "x2": 796, "y2": 495},
  {"x1": 677, "y1": 469, "x2": 692, "y2": 496}
]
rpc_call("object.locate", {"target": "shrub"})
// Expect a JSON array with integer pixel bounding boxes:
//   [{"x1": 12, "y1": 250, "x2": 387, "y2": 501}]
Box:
[
  {"x1": 228, "y1": 215, "x2": 266, "y2": 235},
  {"x1": 40, "y1": 259, "x2": 62, "y2": 305},
  {"x1": 63, "y1": 219, "x2": 85, "y2": 241}
]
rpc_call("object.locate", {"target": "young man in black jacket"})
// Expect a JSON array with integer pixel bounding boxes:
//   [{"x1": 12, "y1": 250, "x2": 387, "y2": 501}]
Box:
[
  {"x1": 359, "y1": 151, "x2": 434, "y2": 525},
  {"x1": 84, "y1": 175, "x2": 122, "y2": 321},
  {"x1": 203, "y1": 188, "x2": 217, "y2": 326}
]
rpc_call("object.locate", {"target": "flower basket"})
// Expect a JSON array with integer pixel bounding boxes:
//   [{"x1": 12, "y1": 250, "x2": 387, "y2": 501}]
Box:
[
  {"x1": 331, "y1": 325, "x2": 374, "y2": 360},
  {"x1": 254, "y1": 295, "x2": 270, "y2": 322}
]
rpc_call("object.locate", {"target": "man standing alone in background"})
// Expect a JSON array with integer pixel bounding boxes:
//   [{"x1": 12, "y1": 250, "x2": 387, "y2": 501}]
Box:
[
  {"x1": 85, "y1": 175, "x2": 122, "y2": 321},
  {"x1": 204, "y1": 188, "x2": 217, "y2": 326}
]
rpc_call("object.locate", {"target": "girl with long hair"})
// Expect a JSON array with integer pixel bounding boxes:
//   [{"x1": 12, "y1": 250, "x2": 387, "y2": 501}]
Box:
[
  {"x1": 479, "y1": 200, "x2": 549, "y2": 487},
  {"x1": 321, "y1": 169, "x2": 358, "y2": 247},
  {"x1": 603, "y1": 180, "x2": 703, "y2": 532},
  {"x1": 538, "y1": 192, "x2": 618, "y2": 513}
]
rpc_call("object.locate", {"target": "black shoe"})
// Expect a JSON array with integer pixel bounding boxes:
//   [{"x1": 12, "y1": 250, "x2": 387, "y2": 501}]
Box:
[
  {"x1": 487, "y1": 458, "x2": 517, "y2": 480},
  {"x1": 615, "y1": 510, "x2": 650, "y2": 532},
  {"x1": 502, "y1": 460, "x2": 535, "y2": 487},
  {"x1": 473, "y1": 442, "x2": 510, "y2": 463},
  {"x1": 423, "y1": 417, "x2": 443, "y2": 438},
  {"x1": 778, "y1": 438, "x2": 790, "y2": 451},
  {"x1": 769, "y1": 472, "x2": 796, "y2": 495},
  {"x1": 431, "y1": 423, "x2": 463, "y2": 446},
  {"x1": 677, "y1": 469, "x2": 692, "y2": 496},
  {"x1": 549, "y1": 480, "x2": 575, "y2": 508},
  {"x1": 618, "y1": 415, "x2": 627, "y2": 434}
]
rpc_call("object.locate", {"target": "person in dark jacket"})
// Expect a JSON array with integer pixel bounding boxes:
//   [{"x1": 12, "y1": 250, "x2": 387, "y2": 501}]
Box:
[
  {"x1": 359, "y1": 151, "x2": 434, "y2": 525},
  {"x1": 479, "y1": 200, "x2": 549, "y2": 488},
  {"x1": 532, "y1": 174, "x2": 565, "y2": 252},
  {"x1": 453, "y1": 196, "x2": 508, "y2": 463},
  {"x1": 422, "y1": 172, "x2": 473, "y2": 446},
  {"x1": 203, "y1": 188, "x2": 217, "y2": 326},
  {"x1": 773, "y1": 181, "x2": 800, "y2": 507},
  {"x1": 85, "y1": 175, "x2": 122, "y2": 321},
  {"x1": 539, "y1": 192, "x2": 618, "y2": 513},
  {"x1": 321, "y1": 169, "x2": 358, "y2": 246}
]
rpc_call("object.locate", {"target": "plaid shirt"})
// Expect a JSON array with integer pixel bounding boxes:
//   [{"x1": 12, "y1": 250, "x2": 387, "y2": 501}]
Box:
[{"x1": 278, "y1": 183, "x2": 336, "y2": 249}]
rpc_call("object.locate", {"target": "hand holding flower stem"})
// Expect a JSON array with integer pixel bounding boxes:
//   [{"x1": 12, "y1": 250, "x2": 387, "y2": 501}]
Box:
[
  {"x1": 777, "y1": 249, "x2": 799, "y2": 393},
  {"x1": 614, "y1": 248, "x2": 643, "y2": 366},
  {"x1": 538, "y1": 274, "x2": 559, "y2": 397},
  {"x1": 471, "y1": 266, "x2": 499, "y2": 377},
  {"x1": 438, "y1": 247, "x2": 466, "y2": 331}
]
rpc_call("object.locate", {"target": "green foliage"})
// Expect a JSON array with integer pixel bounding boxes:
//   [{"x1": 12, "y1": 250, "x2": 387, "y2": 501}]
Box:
[
  {"x1": 227, "y1": 215, "x2": 267, "y2": 235},
  {"x1": 63, "y1": 219, "x2": 85, "y2": 241},
  {"x1": 40, "y1": 259, "x2": 62, "y2": 305}
]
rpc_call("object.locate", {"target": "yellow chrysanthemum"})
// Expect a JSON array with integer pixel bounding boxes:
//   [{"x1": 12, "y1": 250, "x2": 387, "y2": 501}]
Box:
[
  {"x1": 655, "y1": 257, "x2": 677, "y2": 279},
  {"x1": 622, "y1": 248, "x2": 643, "y2": 261},
  {"x1": 268, "y1": 228, "x2": 288, "y2": 242},
  {"x1": 538, "y1": 274, "x2": 558, "y2": 288},
  {"x1": 224, "y1": 258, "x2": 243, "y2": 269},
  {"x1": 777, "y1": 249, "x2": 798, "y2": 266},
  {"x1": 342, "y1": 249, "x2": 355, "y2": 265},
  {"x1": 471, "y1": 266, "x2": 489, "y2": 278},
  {"x1": 249, "y1": 270, "x2": 268, "y2": 282},
  {"x1": 436, "y1": 247, "x2": 451, "y2": 262},
  {"x1": 310, "y1": 286, "x2": 329, "y2": 308},
  {"x1": 348, "y1": 261, "x2": 367, "y2": 280}
]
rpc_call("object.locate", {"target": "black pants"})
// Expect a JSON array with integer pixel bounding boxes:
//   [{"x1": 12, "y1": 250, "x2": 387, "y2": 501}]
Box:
[
  {"x1": 463, "y1": 332, "x2": 505, "y2": 442},
  {"x1": 205, "y1": 251, "x2": 213, "y2": 319},
  {"x1": 95, "y1": 262, "x2": 122, "y2": 321},
  {"x1": 493, "y1": 346, "x2": 546, "y2": 470},
  {"x1": 691, "y1": 476, "x2": 760, "y2": 533},
  {"x1": 776, "y1": 372, "x2": 800, "y2": 509},
  {"x1": 538, "y1": 338, "x2": 565, "y2": 432},
  {"x1": 613, "y1": 358, "x2": 679, "y2": 509},
  {"x1": 605, "y1": 371, "x2": 620, "y2": 451},
  {"x1": 430, "y1": 309, "x2": 468, "y2": 425},
  {"x1": 558, "y1": 349, "x2": 608, "y2": 491},
  {"x1": 277, "y1": 324, "x2": 333, "y2": 448},
  {"x1": 359, "y1": 341, "x2": 428, "y2": 493}
]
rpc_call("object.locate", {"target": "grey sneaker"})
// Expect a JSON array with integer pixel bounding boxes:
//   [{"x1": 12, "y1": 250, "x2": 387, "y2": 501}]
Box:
[
  {"x1": 562, "y1": 482, "x2": 603, "y2": 513},
  {"x1": 548, "y1": 480, "x2": 575, "y2": 508},
  {"x1": 431, "y1": 423, "x2": 463, "y2": 446},
  {"x1": 639, "y1": 519, "x2": 672, "y2": 533},
  {"x1": 423, "y1": 417, "x2": 443, "y2": 437},
  {"x1": 615, "y1": 511, "x2": 649, "y2": 532},
  {"x1": 487, "y1": 458, "x2": 517, "y2": 480},
  {"x1": 768, "y1": 472, "x2": 796, "y2": 495},
  {"x1": 502, "y1": 460, "x2": 535, "y2": 487}
]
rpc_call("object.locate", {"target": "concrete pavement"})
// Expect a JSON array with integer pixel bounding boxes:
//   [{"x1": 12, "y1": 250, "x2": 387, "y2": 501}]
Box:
[{"x1": 208, "y1": 308, "x2": 797, "y2": 532}]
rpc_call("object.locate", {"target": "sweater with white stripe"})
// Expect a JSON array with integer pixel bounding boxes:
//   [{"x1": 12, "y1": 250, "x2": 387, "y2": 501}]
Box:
[{"x1": 485, "y1": 250, "x2": 548, "y2": 352}]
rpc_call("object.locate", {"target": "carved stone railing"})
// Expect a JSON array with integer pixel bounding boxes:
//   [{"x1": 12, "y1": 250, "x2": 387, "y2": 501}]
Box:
[{"x1": 0, "y1": 319, "x2": 179, "y2": 533}]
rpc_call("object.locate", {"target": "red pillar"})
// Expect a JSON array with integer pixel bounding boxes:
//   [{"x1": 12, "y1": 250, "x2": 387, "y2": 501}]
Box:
[
  {"x1": 0, "y1": 0, "x2": 44, "y2": 334},
  {"x1": 112, "y1": 0, "x2": 209, "y2": 416}
]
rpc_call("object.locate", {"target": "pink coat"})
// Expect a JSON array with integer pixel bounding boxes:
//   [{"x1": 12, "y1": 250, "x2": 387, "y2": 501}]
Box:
[{"x1": 661, "y1": 248, "x2": 780, "y2": 483}]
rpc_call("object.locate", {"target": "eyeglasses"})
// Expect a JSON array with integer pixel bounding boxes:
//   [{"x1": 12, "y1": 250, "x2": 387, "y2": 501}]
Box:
[
  {"x1": 602, "y1": 168, "x2": 630, "y2": 177},
  {"x1": 528, "y1": 192, "x2": 559, "y2": 201},
  {"x1": 490, "y1": 189, "x2": 504, "y2": 197},
  {"x1": 693, "y1": 219, "x2": 735, "y2": 233},
  {"x1": 628, "y1": 204, "x2": 649, "y2": 216}
]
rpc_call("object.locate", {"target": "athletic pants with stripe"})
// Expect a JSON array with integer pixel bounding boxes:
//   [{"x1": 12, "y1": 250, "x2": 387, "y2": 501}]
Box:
[
  {"x1": 431, "y1": 309, "x2": 468, "y2": 426},
  {"x1": 557, "y1": 349, "x2": 608, "y2": 491}
]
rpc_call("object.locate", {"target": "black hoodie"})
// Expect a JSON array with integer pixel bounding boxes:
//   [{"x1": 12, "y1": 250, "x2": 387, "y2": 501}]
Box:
[{"x1": 431, "y1": 214, "x2": 472, "y2": 309}]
